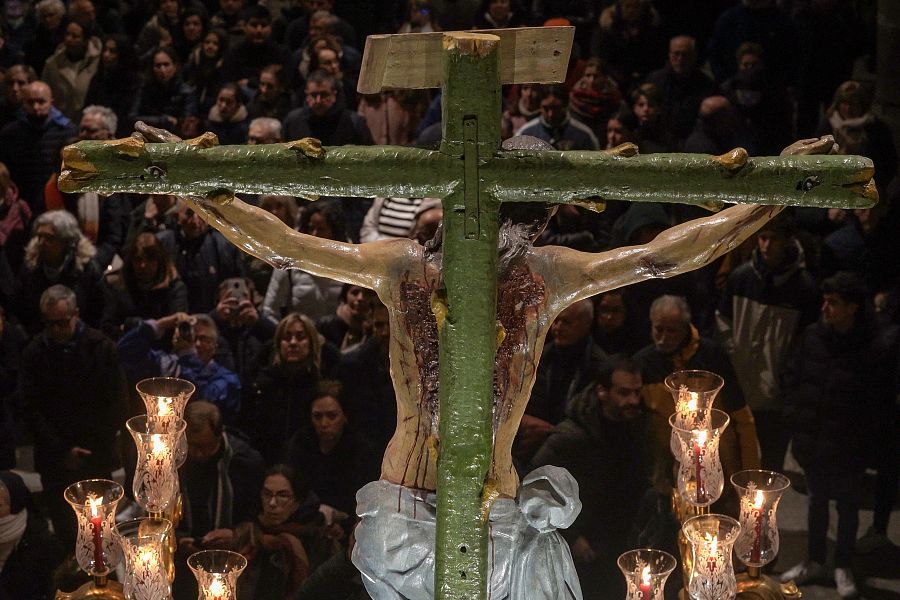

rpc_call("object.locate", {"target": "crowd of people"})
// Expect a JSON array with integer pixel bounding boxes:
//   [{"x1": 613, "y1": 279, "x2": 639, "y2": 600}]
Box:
[{"x1": 0, "y1": 0, "x2": 898, "y2": 599}]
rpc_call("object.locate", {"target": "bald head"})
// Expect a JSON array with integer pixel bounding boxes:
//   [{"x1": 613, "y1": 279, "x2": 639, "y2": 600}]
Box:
[
  {"x1": 699, "y1": 95, "x2": 731, "y2": 118},
  {"x1": 23, "y1": 82, "x2": 53, "y2": 119},
  {"x1": 551, "y1": 299, "x2": 594, "y2": 348},
  {"x1": 668, "y1": 35, "x2": 696, "y2": 75}
]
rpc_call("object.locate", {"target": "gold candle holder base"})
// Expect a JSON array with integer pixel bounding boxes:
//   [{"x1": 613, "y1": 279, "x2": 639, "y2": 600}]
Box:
[
  {"x1": 736, "y1": 569, "x2": 802, "y2": 599},
  {"x1": 55, "y1": 576, "x2": 126, "y2": 600}
]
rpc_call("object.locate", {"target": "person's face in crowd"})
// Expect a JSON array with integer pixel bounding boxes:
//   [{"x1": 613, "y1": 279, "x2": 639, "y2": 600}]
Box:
[
  {"x1": 182, "y1": 14, "x2": 203, "y2": 42},
  {"x1": 596, "y1": 293, "x2": 626, "y2": 334},
  {"x1": 598, "y1": 369, "x2": 643, "y2": 421},
  {"x1": 305, "y1": 209, "x2": 335, "y2": 239},
  {"x1": 738, "y1": 52, "x2": 761, "y2": 71},
  {"x1": 838, "y1": 99, "x2": 864, "y2": 120},
  {"x1": 35, "y1": 223, "x2": 67, "y2": 265},
  {"x1": 619, "y1": 0, "x2": 641, "y2": 22},
  {"x1": 153, "y1": 51, "x2": 177, "y2": 83},
  {"x1": 3, "y1": 0, "x2": 25, "y2": 26},
  {"x1": 260, "y1": 474, "x2": 299, "y2": 526},
  {"x1": 63, "y1": 22, "x2": 87, "y2": 57},
  {"x1": 6, "y1": 68, "x2": 31, "y2": 103},
  {"x1": 578, "y1": 65, "x2": 602, "y2": 91},
  {"x1": 632, "y1": 94, "x2": 657, "y2": 124},
  {"x1": 410, "y1": 207, "x2": 441, "y2": 245},
  {"x1": 247, "y1": 122, "x2": 278, "y2": 144},
  {"x1": 177, "y1": 206, "x2": 208, "y2": 239},
  {"x1": 316, "y1": 48, "x2": 341, "y2": 76},
  {"x1": 311, "y1": 395, "x2": 346, "y2": 446},
  {"x1": 821, "y1": 293, "x2": 858, "y2": 332},
  {"x1": 280, "y1": 320, "x2": 311, "y2": 363},
  {"x1": 219, "y1": 0, "x2": 243, "y2": 16},
  {"x1": 305, "y1": 80, "x2": 336, "y2": 117},
  {"x1": 519, "y1": 84, "x2": 541, "y2": 111},
  {"x1": 344, "y1": 286, "x2": 368, "y2": 318},
  {"x1": 489, "y1": 0, "x2": 511, "y2": 22},
  {"x1": 202, "y1": 32, "x2": 220, "y2": 58},
  {"x1": 258, "y1": 70, "x2": 279, "y2": 99},
  {"x1": 650, "y1": 306, "x2": 689, "y2": 354},
  {"x1": 756, "y1": 230, "x2": 788, "y2": 268},
  {"x1": 265, "y1": 200, "x2": 291, "y2": 224},
  {"x1": 668, "y1": 38, "x2": 695, "y2": 75},
  {"x1": 539, "y1": 94, "x2": 566, "y2": 128},
  {"x1": 308, "y1": 15, "x2": 328, "y2": 38},
  {"x1": 187, "y1": 422, "x2": 221, "y2": 462},
  {"x1": 43, "y1": 298, "x2": 79, "y2": 343},
  {"x1": 243, "y1": 17, "x2": 271, "y2": 44},
  {"x1": 410, "y1": 4, "x2": 429, "y2": 26},
  {"x1": 371, "y1": 305, "x2": 390, "y2": 351},
  {"x1": 215, "y1": 87, "x2": 240, "y2": 121},
  {"x1": 70, "y1": 0, "x2": 96, "y2": 23},
  {"x1": 79, "y1": 113, "x2": 113, "y2": 139},
  {"x1": 550, "y1": 303, "x2": 592, "y2": 348},
  {"x1": 38, "y1": 5, "x2": 63, "y2": 29},
  {"x1": 193, "y1": 321, "x2": 217, "y2": 363},
  {"x1": 606, "y1": 118, "x2": 633, "y2": 148},
  {"x1": 160, "y1": 0, "x2": 178, "y2": 18},
  {"x1": 131, "y1": 249, "x2": 160, "y2": 284},
  {"x1": 101, "y1": 38, "x2": 119, "y2": 66}
]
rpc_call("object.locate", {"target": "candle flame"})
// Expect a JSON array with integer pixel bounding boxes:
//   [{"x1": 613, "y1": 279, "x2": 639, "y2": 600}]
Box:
[
  {"x1": 695, "y1": 429, "x2": 708, "y2": 445},
  {"x1": 151, "y1": 434, "x2": 166, "y2": 456},
  {"x1": 687, "y1": 392, "x2": 698, "y2": 412},
  {"x1": 87, "y1": 495, "x2": 102, "y2": 518},
  {"x1": 641, "y1": 564, "x2": 651, "y2": 586},
  {"x1": 209, "y1": 576, "x2": 226, "y2": 596},
  {"x1": 754, "y1": 489, "x2": 764, "y2": 509},
  {"x1": 139, "y1": 548, "x2": 155, "y2": 565},
  {"x1": 157, "y1": 398, "x2": 172, "y2": 416}
]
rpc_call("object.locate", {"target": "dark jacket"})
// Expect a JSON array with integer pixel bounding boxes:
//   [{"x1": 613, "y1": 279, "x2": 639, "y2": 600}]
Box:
[
  {"x1": 336, "y1": 337, "x2": 395, "y2": 451},
  {"x1": 0, "y1": 108, "x2": 76, "y2": 209},
  {"x1": 531, "y1": 388, "x2": 652, "y2": 564},
  {"x1": 157, "y1": 228, "x2": 246, "y2": 313},
  {"x1": 782, "y1": 316, "x2": 893, "y2": 473},
  {"x1": 21, "y1": 323, "x2": 127, "y2": 481},
  {"x1": 98, "y1": 268, "x2": 189, "y2": 339},
  {"x1": 286, "y1": 427, "x2": 379, "y2": 517},
  {"x1": 179, "y1": 428, "x2": 265, "y2": 538},
  {"x1": 130, "y1": 76, "x2": 199, "y2": 131},
  {"x1": 243, "y1": 362, "x2": 319, "y2": 465},
  {"x1": 716, "y1": 243, "x2": 820, "y2": 411},
  {"x1": 282, "y1": 105, "x2": 373, "y2": 146},
  {"x1": 527, "y1": 336, "x2": 608, "y2": 425},
  {"x1": 84, "y1": 66, "x2": 142, "y2": 137},
  {"x1": 644, "y1": 65, "x2": 717, "y2": 145}
]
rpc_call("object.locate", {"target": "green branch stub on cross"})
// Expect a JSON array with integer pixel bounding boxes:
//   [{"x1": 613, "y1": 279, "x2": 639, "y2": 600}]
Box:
[{"x1": 58, "y1": 28, "x2": 877, "y2": 600}]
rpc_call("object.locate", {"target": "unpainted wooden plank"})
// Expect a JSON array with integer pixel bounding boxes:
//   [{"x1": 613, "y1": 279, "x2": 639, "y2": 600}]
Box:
[{"x1": 357, "y1": 27, "x2": 574, "y2": 94}]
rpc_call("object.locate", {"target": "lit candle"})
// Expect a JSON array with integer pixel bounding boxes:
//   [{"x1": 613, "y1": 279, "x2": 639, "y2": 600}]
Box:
[
  {"x1": 639, "y1": 564, "x2": 652, "y2": 600},
  {"x1": 208, "y1": 575, "x2": 226, "y2": 600},
  {"x1": 751, "y1": 489, "x2": 764, "y2": 563},
  {"x1": 151, "y1": 434, "x2": 166, "y2": 462},
  {"x1": 87, "y1": 496, "x2": 105, "y2": 572},
  {"x1": 138, "y1": 547, "x2": 157, "y2": 571},
  {"x1": 157, "y1": 398, "x2": 173, "y2": 417},
  {"x1": 693, "y1": 430, "x2": 707, "y2": 502},
  {"x1": 705, "y1": 533, "x2": 719, "y2": 573}
]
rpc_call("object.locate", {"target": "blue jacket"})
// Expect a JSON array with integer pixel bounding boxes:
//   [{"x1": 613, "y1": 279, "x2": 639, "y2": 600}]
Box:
[
  {"x1": 515, "y1": 114, "x2": 599, "y2": 151},
  {"x1": 117, "y1": 321, "x2": 241, "y2": 422}
]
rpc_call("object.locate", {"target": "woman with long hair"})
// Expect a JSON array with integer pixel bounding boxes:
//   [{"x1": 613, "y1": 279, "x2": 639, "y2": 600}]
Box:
[
  {"x1": 98, "y1": 231, "x2": 188, "y2": 339},
  {"x1": 84, "y1": 34, "x2": 141, "y2": 136},
  {"x1": 129, "y1": 46, "x2": 198, "y2": 134},
  {"x1": 183, "y1": 27, "x2": 227, "y2": 116}
]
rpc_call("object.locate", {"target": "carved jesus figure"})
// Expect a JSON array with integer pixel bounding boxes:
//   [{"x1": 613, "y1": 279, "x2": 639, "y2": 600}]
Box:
[{"x1": 130, "y1": 126, "x2": 842, "y2": 597}]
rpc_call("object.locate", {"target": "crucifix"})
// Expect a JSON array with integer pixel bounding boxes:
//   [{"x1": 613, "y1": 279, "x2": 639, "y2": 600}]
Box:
[{"x1": 60, "y1": 28, "x2": 875, "y2": 600}]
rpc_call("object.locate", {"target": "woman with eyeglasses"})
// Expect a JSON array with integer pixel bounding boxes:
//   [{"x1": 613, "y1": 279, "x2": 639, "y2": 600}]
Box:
[
  {"x1": 243, "y1": 313, "x2": 338, "y2": 465},
  {"x1": 229, "y1": 464, "x2": 342, "y2": 600}
]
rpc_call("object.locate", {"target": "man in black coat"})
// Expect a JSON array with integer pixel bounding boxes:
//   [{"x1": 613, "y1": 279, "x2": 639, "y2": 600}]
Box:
[
  {"x1": 20, "y1": 284, "x2": 127, "y2": 548},
  {"x1": 0, "y1": 81, "x2": 76, "y2": 210},
  {"x1": 282, "y1": 69, "x2": 372, "y2": 145},
  {"x1": 780, "y1": 272, "x2": 892, "y2": 598},
  {"x1": 531, "y1": 356, "x2": 653, "y2": 600},
  {"x1": 220, "y1": 5, "x2": 290, "y2": 88}
]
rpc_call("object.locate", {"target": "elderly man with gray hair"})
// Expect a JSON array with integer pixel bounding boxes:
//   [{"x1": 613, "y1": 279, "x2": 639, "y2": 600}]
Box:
[
  {"x1": 246, "y1": 116, "x2": 282, "y2": 144},
  {"x1": 633, "y1": 294, "x2": 760, "y2": 513},
  {"x1": 21, "y1": 284, "x2": 127, "y2": 549},
  {"x1": 79, "y1": 104, "x2": 117, "y2": 139}
]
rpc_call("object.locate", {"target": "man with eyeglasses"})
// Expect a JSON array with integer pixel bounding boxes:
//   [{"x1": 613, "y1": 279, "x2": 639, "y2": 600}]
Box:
[
  {"x1": 530, "y1": 355, "x2": 652, "y2": 599},
  {"x1": 20, "y1": 284, "x2": 126, "y2": 549},
  {"x1": 282, "y1": 69, "x2": 372, "y2": 146}
]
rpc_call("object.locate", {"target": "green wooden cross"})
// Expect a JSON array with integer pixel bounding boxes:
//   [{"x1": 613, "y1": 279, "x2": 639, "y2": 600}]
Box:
[{"x1": 60, "y1": 29, "x2": 875, "y2": 600}]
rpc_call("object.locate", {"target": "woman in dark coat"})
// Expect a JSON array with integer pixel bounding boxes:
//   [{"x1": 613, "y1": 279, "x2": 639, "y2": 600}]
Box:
[
  {"x1": 84, "y1": 34, "x2": 142, "y2": 137},
  {"x1": 129, "y1": 46, "x2": 198, "y2": 133},
  {"x1": 98, "y1": 231, "x2": 189, "y2": 340},
  {"x1": 183, "y1": 28, "x2": 227, "y2": 117}
]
